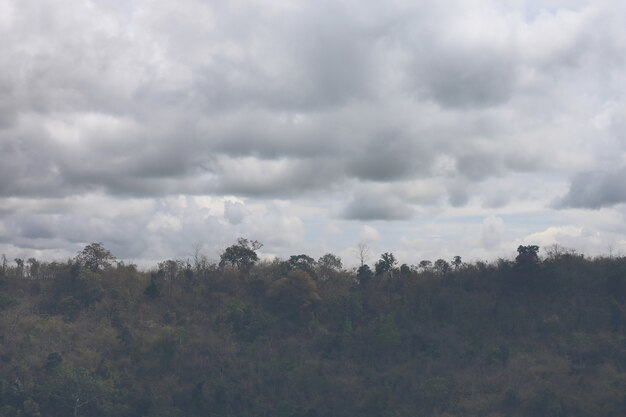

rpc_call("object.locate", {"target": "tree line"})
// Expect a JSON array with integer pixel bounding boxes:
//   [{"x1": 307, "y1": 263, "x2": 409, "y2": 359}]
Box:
[{"x1": 0, "y1": 240, "x2": 625, "y2": 417}]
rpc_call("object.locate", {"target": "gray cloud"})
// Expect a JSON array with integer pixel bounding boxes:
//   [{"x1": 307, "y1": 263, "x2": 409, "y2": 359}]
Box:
[
  {"x1": 0, "y1": 0, "x2": 621, "y2": 203},
  {"x1": 18, "y1": 217, "x2": 56, "y2": 240},
  {"x1": 557, "y1": 168, "x2": 626, "y2": 209},
  {"x1": 447, "y1": 181, "x2": 471, "y2": 207},
  {"x1": 342, "y1": 189, "x2": 415, "y2": 221},
  {"x1": 0, "y1": 0, "x2": 625, "y2": 261},
  {"x1": 413, "y1": 46, "x2": 517, "y2": 109},
  {"x1": 224, "y1": 201, "x2": 246, "y2": 225},
  {"x1": 454, "y1": 148, "x2": 543, "y2": 181},
  {"x1": 346, "y1": 131, "x2": 433, "y2": 182},
  {"x1": 214, "y1": 157, "x2": 343, "y2": 197}
]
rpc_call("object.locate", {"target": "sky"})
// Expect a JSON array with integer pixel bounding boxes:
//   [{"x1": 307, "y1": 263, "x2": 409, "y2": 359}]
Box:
[{"x1": 1, "y1": 0, "x2": 626, "y2": 268}]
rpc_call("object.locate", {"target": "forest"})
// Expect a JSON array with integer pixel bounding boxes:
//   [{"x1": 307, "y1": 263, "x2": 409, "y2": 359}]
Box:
[{"x1": 1, "y1": 240, "x2": 626, "y2": 417}]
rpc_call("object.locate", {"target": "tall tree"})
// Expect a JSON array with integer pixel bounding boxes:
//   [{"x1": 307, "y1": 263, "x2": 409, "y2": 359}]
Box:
[
  {"x1": 434, "y1": 259, "x2": 450, "y2": 276},
  {"x1": 219, "y1": 238, "x2": 262, "y2": 273},
  {"x1": 375, "y1": 253, "x2": 397, "y2": 277},
  {"x1": 76, "y1": 243, "x2": 116, "y2": 272},
  {"x1": 287, "y1": 254, "x2": 317, "y2": 276},
  {"x1": 356, "y1": 242, "x2": 370, "y2": 267},
  {"x1": 515, "y1": 245, "x2": 540, "y2": 266},
  {"x1": 318, "y1": 253, "x2": 343, "y2": 280}
]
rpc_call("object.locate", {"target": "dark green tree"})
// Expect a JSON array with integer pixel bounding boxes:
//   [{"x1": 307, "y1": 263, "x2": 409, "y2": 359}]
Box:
[
  {"x1": 515, "y1": 245, "x2": 540, "y2": 266},
  {"x1": 27, "y1": 258, "x2": 40, "y2": 279},
  {"x1": 14, "y1": 258, "x2": 25, "y2": 278},
  {"x1": 157, "y1": 259, "x2": 183, "y2": 281},
  {"x1": 287, "y1": 254, "x2": 317, "y2": 276},
  {"x1": 219, "y1": 238, "x2": 262, "y2": 273},
  {"x1": 419, "y1": 260, "x2": 432, "y2": 271},
  {"x1": 375, "y1": 253, "x2": 397, "y2": 277},
  {"x1": 357, "y1": 264, "x2": 373, "y2": 285},
  {"x1": 511, "y1": 245, "x2": 543, "y2": 292},
  {"x1": 267, "y1": 270, "x2": 320, "y2": 321},
  {"x1": 434, "y1": 259, "x2": 450, "y2": 275},
  {"x1": 317, "y1": 253, "x2": 343, "y2": 280},
  {"x1": 75, "y1": 243, "x2": 116, "y2": 272},
  {"x1": 143, "y1": 275, "x2": 161, "y2": 299}
]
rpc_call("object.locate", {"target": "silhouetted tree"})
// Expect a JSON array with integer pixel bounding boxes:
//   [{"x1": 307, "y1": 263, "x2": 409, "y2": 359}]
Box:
[
  {"x1": 419, "y1": 260, "x2": 432, "y2": 271},
  {"x1": 14, "y1": 258, "x2": 24, "y2": 278},
  {"x1": 515, "y1": 245, "x2": 540, "y2": 266},
  {"x1": 219, "y1": 238, "x2": 262, "y2": 273},
  {"x1": 287, "y1": 254, "x2": 317, "y2": 276},
  {"x1": 356, "y1": 242, "x2": 370, "y2": 267},
  {"x1": 27, "y1": 258, "x2": 40, "y2": 279},
  {"x1": 375, "y1": 253, "x2": 397, "y2": 277},
  {"x1": 157, "y1": 259, "x2": 183, "y2": 281},
  {"x1": 357, "y1": 264, "x2": 373, "y2": 285},
  {"x1": 434, "y1": 259, "x2": 450, "y2": 276},
  {"x1": 76, "y1": 243, "x2": 116, "y2": 272},
  {"x1": 509, "y1": 245, "x2": 543, "y2": 292}
]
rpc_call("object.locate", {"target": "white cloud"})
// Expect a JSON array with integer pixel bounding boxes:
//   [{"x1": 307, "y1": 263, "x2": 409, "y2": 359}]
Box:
[
  {"x1": 146, "y1": 213, "x2": 182, "y2": 232},
  {"x1": 223, "y1": 200, "x2": 246, "y2": 225},
  {"x1": 522, "y1": 225, "x2": 583, "y2": 247},
  {"x1": 482, "y1": 216, "x2": 505, "y2": 249},
  {"x1": 359, "y1": 225, "x2": 380, "y2": 243},
  {"x1": 324, "y1": 223, "x2": 343, "y2": 236}
]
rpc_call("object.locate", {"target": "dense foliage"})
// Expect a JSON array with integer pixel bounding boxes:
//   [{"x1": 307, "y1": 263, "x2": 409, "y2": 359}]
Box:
[{"x1": 1, "y1": 243, "x2": 626, "y2": 417}]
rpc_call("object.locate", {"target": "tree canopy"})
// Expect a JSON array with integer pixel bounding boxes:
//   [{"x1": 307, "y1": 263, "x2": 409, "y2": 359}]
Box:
[
  {"x1": 75, "y1": 243, "x2": 116, "y2": 272},
  {"x1": 219, "y1": 238, "x2": 262, "y2": 273},
  {"x1": 374, "y1": 252, "x2": 397, "y2": 276},
  {"x1": 516, "y1": 244, "x2": 540, "y2": 266}
]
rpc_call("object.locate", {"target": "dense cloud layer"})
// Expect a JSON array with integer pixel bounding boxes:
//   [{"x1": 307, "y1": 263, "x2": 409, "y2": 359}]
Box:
[{"x1": 1, "y1": 0, "x2": 625, "y2": 262}]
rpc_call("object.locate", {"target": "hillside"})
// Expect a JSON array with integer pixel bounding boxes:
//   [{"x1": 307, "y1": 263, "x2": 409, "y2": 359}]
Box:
[{"x1": 1, "y1": 244, "x2": 626, "y2": 417}]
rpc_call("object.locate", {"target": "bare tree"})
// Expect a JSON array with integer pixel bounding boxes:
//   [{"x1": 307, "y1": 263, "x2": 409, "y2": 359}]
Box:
[
  {"x1": 190, "y1": 242, "x2": 212, "y2": 273},
  {"x1": 355, "y1": 242, "x2": 370, "y2": 267}
]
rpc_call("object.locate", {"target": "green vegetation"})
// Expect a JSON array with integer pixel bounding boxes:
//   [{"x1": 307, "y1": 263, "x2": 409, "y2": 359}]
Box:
[{"x1": 1, "y1": 243, "x2": 626, "y2": 417}]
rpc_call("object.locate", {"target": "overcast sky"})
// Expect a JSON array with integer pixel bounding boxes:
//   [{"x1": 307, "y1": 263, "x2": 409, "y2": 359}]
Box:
[{"x1": 1, "y1": 0, "x2": 626, "y2": 267}]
